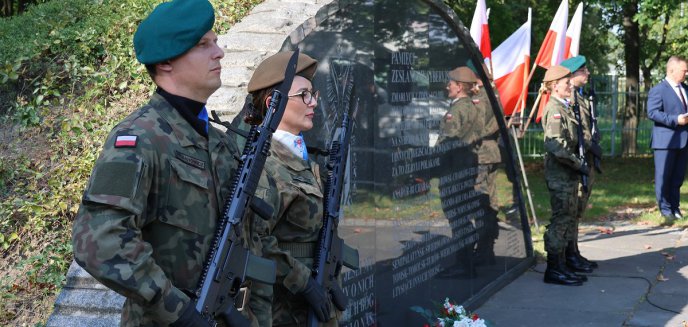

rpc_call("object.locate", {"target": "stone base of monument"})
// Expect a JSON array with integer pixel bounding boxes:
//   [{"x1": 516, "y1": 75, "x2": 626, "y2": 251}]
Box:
[{"x1": 47, "y1": 261, "x2": 124, "y2": 327}]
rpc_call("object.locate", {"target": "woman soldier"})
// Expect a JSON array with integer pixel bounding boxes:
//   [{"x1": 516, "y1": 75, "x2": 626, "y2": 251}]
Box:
[
  {"x1": 541, "y1": 65, "x2": 590, "y2": 286},
  {"x1": 242, "y1": 51, "x2": 347, "y2": 327}
]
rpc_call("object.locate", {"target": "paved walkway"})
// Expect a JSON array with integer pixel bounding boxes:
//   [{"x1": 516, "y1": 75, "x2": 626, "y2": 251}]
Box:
[{"x1": 476, "y1": 221, "x2": 688, "y2": 327}]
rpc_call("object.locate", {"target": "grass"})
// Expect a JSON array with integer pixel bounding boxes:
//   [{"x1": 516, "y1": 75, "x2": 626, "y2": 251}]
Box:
[
  {"x1": 345, "y1": 156, "x2": 688, "y2": 261},
  {"x1": 522, "y1": 156, "x2": 688, "y2": 259}
]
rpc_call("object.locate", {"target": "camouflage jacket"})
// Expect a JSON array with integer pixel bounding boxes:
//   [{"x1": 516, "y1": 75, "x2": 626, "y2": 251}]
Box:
[
  {"x1": 72, "y1": 93, "x2": 240, "y2": 326},
  {"x1": 474, "y1": 89, "x2": 501, "y2": 164},
  {"x1": 542, "y1": 97, "x2": 584, "y2": 171},
  {"x1": 438, "y1": 96, "x2": 483, "y2": 146},
  {"x1": 246, "y1": 137, "x2": 347, "y2": 325},
  {"x1": 253, "y1": 139, "x2": 323, "y2": 293}
]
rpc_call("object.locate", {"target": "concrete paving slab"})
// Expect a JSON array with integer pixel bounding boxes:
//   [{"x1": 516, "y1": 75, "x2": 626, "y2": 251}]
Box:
[{"x1": 477, "y1": 222, "x2": 688, "y2": 327}]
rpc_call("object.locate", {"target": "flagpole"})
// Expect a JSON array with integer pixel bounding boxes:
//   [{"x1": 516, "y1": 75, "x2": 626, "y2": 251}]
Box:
[
  {"x1": 519, "y1": 86, "x2": 545, "y2": 138},
  {"x1": 510, "y1": 125, "x2": 539, "y2": 229}
]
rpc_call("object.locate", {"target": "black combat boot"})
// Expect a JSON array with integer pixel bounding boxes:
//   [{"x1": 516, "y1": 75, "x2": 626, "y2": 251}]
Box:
[
  {"x1": 566, "y1": 241, "x2": 594, "y2": 273},
  {"x1": 544, "y1": 252, "x2": 583, "y2": 286},
  {"x1": 573, "y1": 240, "x2": 598, "y2": 268}
]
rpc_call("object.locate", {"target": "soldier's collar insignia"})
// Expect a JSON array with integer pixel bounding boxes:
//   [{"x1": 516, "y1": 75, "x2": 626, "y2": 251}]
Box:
[
  {"x1": 175, "y1": 150, "x2": 206, "y2": 170},
  {"x1": 115, "y1": 135, "x2": 137, "y2": 148}
]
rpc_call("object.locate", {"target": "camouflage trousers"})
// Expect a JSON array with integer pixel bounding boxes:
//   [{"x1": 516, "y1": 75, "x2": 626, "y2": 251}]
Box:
[
  {"x1": 544, "y1": 157, "x2": 580, "y2": 254},
  {"x1": 572, "y1": 153, "x2": 596, "y2": 242}
]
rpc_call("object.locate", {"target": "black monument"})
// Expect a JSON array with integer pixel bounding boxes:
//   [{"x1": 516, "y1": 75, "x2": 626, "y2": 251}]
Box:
[{"x1": 285, "y1": 1, "x2": 534, "y2": 326}]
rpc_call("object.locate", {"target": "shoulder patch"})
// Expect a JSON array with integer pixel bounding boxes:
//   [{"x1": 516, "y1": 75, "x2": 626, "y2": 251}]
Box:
[
  {"x1": 553, "y1": 113, "x2": 561, "y2": 119},
  {"x1": 445, "y1": 113, "x2": 453, "y2": 121},
  {"x1": 114, "y1": 135, "x2": 137, "y2": 148},
  {"x1": 472, "y1": 98, "x2": 480, "y2": 104}
]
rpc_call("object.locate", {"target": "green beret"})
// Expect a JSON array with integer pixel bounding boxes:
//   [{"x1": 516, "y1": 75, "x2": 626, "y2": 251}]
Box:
[
  {"x1": 134, "y1": 0, "x2": 215, "y2": 64},
  {"x1": 448, "y1": 67, "x2": 477, "y2": 83},
  {"x1": 248, "y1": 51, "x2": 318, "y2": 92},
  {"x1": 560, "y1": 55, "x2": 587, "y2": 73},
  {"x1": 543, "y1": 65, "x2": 571, "y2": 82}
]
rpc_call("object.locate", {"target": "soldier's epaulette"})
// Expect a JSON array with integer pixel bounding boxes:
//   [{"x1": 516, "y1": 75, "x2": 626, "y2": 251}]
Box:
[{"x1": 114, "y1": 135, "x2": 138, "y2": 148}]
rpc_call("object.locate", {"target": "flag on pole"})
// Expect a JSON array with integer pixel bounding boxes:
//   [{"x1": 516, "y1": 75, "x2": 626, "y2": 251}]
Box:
[
  {"x1": 492, "y1": 9, "x2": 531, "y2": 116},
  {"x1": 534, "y1": 0, "x2": 568, "y2": 69},
  {"x1": 564, "y1": 2, "x2": 583, "y2": 59},
  {"x1": 470, "y1": 0, "x2": 492, "y2": 73},
  {"x1": 535, "y1": 0, "x2": 568, "y2": 122}
]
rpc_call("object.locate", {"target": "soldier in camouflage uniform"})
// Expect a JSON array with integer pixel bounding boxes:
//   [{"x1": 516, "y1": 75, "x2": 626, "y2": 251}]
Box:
[
  {"x1": 240, "y1": 51, "x2": 347, "y2": 327},
  {"x1": 436, "y1": 67, "x2": 482, "y2": 278},
  {"x1": 71, "y1": 1, "x2": 253, "y2": 325},
  {"x1": 561, "y1": 56, "x2": 600, "y2": 273},
  {"x1": 438, "y1": 67, "x2": 483, "y2": 146},
  {"x1": 541, "y1": 65, "x2": 589, "y2": 286}
]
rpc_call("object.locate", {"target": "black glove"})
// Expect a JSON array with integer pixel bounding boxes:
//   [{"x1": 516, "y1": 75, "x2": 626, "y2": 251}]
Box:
[
  {"x1": 588, "y1": 142, "x2": 603, "y2": 159},
  {"x1": 329, "y1": 282, "x2": 348, "y2": 311},
  {"x1": 302, "y1": 277, "x2": 332, "y2": 322},
  {"x1": 578, "y1": 163, "x2": 590, "y2": 176},
  {"x1": 170, "y1": 301, "x2": 208, "y2": 327}
]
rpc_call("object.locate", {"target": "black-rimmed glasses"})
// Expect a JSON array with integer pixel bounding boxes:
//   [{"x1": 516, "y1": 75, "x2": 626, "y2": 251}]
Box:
[{"x1": 288, "y1": 89, "x2": 319, "y2": 105}]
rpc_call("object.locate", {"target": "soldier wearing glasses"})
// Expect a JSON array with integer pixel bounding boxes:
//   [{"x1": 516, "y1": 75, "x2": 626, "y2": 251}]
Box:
[{"x1": 240, "y1": 51, "x2": 347, "y2": 327}]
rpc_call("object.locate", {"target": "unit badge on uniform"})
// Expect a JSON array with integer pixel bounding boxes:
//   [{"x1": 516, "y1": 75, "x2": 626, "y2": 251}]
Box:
[{"x1": 114, "y1": 135, "x2": 137, "y2": 148}]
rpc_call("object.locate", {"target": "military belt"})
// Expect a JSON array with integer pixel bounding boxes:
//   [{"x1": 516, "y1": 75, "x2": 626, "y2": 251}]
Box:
[{"x1": 281, "y1": 242, "x2": 316, "y2": 258}]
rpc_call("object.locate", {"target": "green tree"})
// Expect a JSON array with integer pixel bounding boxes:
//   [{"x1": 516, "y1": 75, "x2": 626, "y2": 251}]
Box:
[
  {"x1": 1, "y1": 0, "x2": 46, "y2": 17},
  {"x1": 598, "y1": 1, "x2": 686, "y2": 155}
]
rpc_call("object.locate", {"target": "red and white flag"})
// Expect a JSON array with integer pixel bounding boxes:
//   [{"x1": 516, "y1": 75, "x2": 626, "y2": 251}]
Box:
[
  {"x1": 470, "y1": 0, "x2": 492, "y2": 73},
  {"x1": 492, "y1": 9, "x2": 531, "y2": 116},
  {"x1": 564, "y1": 2, "x2": 583, "y2": 59},
  {"x1": 534, "y1": 0, "x2": 568, "y2": 122},
  {"x1": 534, "y1": 0, "x2": 568, "y2": 69}
]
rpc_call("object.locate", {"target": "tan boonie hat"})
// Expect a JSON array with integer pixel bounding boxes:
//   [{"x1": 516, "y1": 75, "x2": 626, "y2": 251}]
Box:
[
  {"x1": 448, "y1": 67, "x2": 477, "y2": 83},
  {"x1": 247, "y1": 51, "x2": 318, "y2": 92},
  {"x1": 543, "y1": 65, "x2": 571, "y2": 82}
]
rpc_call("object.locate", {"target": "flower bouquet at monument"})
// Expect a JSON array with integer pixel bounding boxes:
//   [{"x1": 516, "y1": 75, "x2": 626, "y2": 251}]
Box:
[{"x1": 411, "y1": 297, "x2": 492, "y2": 327}]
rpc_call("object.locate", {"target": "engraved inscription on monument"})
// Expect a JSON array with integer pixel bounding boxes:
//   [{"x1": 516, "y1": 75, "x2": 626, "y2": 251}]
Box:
[{"x1": 294, "y1": 0, "x2": 530, "y2": 325}]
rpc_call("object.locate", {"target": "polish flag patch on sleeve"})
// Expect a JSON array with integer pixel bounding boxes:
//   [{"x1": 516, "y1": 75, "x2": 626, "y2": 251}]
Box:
[
  {"x1": 553, "y1": 113, "x2": 561, "y2": 119},
  {"x1": 114, "y1": 135, "x2": 137, "y2": 148}
]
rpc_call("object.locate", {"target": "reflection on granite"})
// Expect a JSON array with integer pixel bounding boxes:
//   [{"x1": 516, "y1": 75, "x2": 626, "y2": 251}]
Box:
[{"x1": 297, "y1": 1, "x2": 530, "y2": 326}]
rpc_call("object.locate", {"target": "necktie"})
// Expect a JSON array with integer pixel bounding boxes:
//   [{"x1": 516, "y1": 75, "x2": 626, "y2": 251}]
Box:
[
  {"x1": 677, "y1": 85, "x2": 687, "y2": 112},
  {"x1": 295, "y1": 134, "x2": 308, "y2": 161}
]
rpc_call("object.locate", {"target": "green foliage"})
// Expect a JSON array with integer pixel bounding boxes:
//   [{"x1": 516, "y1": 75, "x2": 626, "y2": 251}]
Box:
[{"x1": 0, "y1": 0, "x2": 264, "y2": 325}]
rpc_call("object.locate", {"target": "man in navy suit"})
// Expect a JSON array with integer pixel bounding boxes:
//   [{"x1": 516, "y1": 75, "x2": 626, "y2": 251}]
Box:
[{"x1": 648, "y1": 56, "x2": 688, "y2": 222}]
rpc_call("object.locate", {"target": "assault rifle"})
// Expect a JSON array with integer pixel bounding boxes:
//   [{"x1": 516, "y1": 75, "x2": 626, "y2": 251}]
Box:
[
  {"x1": 572, "y1": 93, "x2": 589, "y2": 193},
  {"x1": 307, "y1": 102, "x2": 360, "y2": 327},
  {"x1": 194, "y1": 49, "x2": 300, "y2": 326},
  {"x1": 587, "y1": 82, "x2": 602, "y2": 173}
]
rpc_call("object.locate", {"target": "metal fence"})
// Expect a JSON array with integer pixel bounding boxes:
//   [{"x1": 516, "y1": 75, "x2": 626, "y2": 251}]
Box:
[{"x1": 515, "y1": 75, "x2": 653, "y2": 157}]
